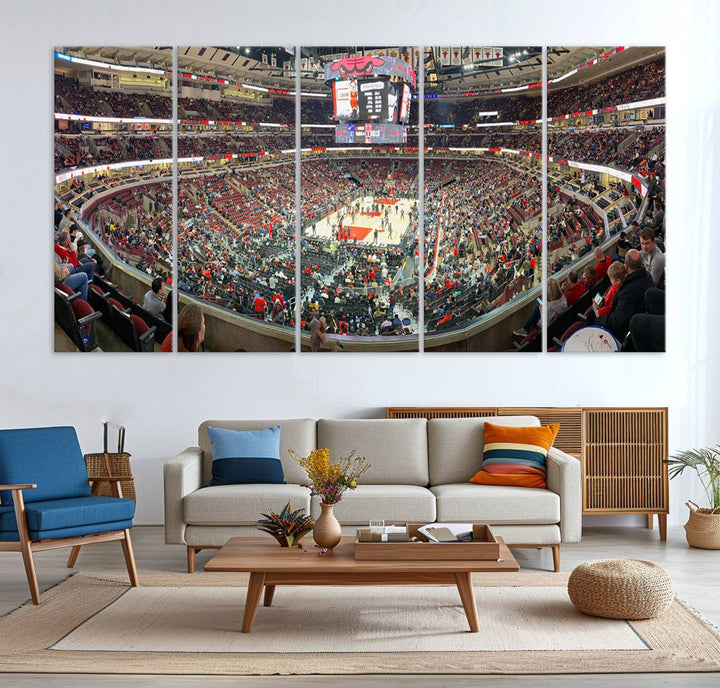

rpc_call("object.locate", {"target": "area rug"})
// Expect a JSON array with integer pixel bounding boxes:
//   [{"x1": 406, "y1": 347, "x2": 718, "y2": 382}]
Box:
[{"x1": 1, "y1": 572, "x2": 719, "y2": 675}]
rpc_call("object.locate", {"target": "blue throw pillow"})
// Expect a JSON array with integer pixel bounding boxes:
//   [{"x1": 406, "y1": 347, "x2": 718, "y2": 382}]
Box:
[{"x1": 207, "y1": 426, "x2": 285, "y2": 486}]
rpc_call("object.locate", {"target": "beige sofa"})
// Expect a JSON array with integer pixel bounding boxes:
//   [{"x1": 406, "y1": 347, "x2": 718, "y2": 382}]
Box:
[{"x1": 164, "y1": 416, "x2": 582, "y2": 572}]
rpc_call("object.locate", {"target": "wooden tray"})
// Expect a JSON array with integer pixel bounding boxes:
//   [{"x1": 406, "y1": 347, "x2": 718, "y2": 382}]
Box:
[{"x1": 354, "y1": 523, "x2": 500, "y2": 560}]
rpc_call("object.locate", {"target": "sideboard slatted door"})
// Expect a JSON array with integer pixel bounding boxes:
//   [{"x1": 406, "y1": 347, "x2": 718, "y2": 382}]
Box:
[
  {"x1": 583, "y1": 408, "x2": 668, "y2": 539},
  {"x1": 498, "y1": 407, "x2": 583, "y2": 459},
  {"x1": 386, "y1": 408, "x2": 497, "y2": 419}
]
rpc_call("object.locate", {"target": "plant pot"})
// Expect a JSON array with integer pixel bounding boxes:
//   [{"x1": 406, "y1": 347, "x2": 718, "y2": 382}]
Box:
[
  {"x1": 684, "y1": 501, "x2": 720, "y2": 549},
  {"x1": 313, "y1": 502, "x2": 342, "y2": 549}
]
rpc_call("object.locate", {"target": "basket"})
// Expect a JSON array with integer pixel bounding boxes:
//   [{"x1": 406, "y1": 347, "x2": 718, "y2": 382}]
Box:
[
  {"x1": 84, "y1": 452, "x2": 135, "y2": 501},
  {"x1": 684, "y1": 501, "x2": 720, "y2": 549},
  {"x1": 568, "y1": 559, "x2": 675, "y2": 619}
]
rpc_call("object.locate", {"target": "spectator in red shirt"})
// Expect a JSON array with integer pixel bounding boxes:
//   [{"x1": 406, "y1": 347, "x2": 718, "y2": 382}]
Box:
[
  {"x1": 253, "y1": 292, "x2": 266, "y2": 319},
  {"x1": 594, "y1": 247, "x2": 612, "y2": 281},
  {"x1": 561, "y1": 271, "x2": 586, "y2": 306},
  {"x1": 592, "y1": 261, "x2": 626, "y2": 319},
  {"x1": 54, "y1": 229, "x2": 96, "y2": 280}
]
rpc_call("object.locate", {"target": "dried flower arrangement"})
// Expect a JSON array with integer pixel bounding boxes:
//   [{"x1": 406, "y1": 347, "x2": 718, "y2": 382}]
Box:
[{"x1": 290, "y1": 448, "x2": 370, "y2": 504}]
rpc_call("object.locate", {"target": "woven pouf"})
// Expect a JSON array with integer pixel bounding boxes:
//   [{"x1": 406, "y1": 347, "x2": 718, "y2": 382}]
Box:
[{"x1": 568, "y1": 559, "x2": 675, "y2": 619}]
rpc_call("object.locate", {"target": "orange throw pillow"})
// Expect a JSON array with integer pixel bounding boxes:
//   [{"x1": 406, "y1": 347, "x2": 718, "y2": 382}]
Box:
[{"x1": 470, "y1": 422, "x2": 559, "y2": 489}]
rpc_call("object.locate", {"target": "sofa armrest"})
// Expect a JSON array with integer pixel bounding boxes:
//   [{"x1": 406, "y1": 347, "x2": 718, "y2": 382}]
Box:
[
  {"x1": 546, "y1": 446, "x2": 582, "y2": 543},
  {"x1": 163, "y1": 447, "x2": 203, "y2": 545}
]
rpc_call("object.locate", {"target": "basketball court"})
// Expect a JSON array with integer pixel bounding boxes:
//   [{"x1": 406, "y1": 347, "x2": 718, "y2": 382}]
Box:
[{"x1": 306, "y1": 194, "x2": 415, "y2": 247}]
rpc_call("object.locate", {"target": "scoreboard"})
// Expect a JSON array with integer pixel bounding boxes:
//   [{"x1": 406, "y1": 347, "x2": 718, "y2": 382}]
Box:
[
  {"x1": 333, "y1": 77, "x2": 411, "y2": 125},
  {"x1": 327, "y1": 55, "x2": 414, "y2": 144}
]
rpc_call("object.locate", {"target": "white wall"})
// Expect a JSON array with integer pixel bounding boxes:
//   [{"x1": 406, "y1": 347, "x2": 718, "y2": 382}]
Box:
[{"x1": 1, "y1": 0, "x2": 718, "y2": 526}]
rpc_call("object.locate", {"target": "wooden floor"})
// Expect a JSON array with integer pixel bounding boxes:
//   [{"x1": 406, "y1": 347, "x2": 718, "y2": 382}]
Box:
[{"x1": 1, "y1": 525, "x2": 718, "y2": 687}]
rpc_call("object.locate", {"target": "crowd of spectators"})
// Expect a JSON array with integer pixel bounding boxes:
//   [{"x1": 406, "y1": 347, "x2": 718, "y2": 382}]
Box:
[
  {"x1": 64, "y1": 151, "x2": 633, "y2": 339},
  {"x1": 179, "y1": 96, "x2": 294, "y2": 124},
  {"x1": 89, "y1": 182, "x2": 173, "y2": 272},
  {"x1": 55, "y1": 125, "x2": 664, "y2": 186},
  {"x1": 548, "y1": 58, "x2": 665, "y2": 117},
  {"x1": 425, "y1": 96, "x2": 540, "y2": 126},
  {"x1": 421, "y1": 57, "x2": 664, "y2": 125},
  {"x1": 55, "y1": 74, "x2": 172, "y2": 118},
  {"x1": 55, "y1": 134, "x2": 170, "y2": 171},
  {"x1": 423, "y1": 158, "x2": 543, "y2": 332},
  {"x1": 548, "y1": 126, "x2": 665, "y2": 178},
  {"x1": 55, "y1": 73, "x2": 298, "y2": 123},
  {"x1": 56, "y1": 54, "x2": 664, "y2": 134},
  {"x1": 547, "y1": 197, "x2": 605, "y2": 270}
]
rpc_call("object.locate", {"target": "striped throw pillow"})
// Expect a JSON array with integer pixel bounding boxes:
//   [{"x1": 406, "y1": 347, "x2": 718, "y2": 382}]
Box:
[{"x1": 469, "y1": 422, "x2": 559, "y2": 489}]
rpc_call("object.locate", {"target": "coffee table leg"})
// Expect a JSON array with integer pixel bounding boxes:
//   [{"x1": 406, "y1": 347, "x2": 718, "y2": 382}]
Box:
[
  {"x1": 263, "y1": 584, "x2": 276, "y2": 607},
  {"x1": 455, "y1": 572, "x2": 479, "y2": 633},
  {"x1": 242, "y1": 572, "x2": 266, "y2": 633}
]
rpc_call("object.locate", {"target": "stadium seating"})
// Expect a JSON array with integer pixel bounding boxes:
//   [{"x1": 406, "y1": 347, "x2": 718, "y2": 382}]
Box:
[{"x1": 54, "y1": 287, "x2": 102, "y2": 352}]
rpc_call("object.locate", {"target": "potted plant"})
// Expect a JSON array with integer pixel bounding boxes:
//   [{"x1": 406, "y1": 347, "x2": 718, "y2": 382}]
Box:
[
  {"x1": 666, "y1": 446, "x2": 720, "y2": 549},
  {"x1": 257, "y1": 502, "x2": 314, "y2": 547}
]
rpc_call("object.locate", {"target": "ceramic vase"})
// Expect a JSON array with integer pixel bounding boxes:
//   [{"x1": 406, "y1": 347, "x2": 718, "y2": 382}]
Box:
[{"x1": 313, "y1": 502, "x2": 342, "y2": 549}]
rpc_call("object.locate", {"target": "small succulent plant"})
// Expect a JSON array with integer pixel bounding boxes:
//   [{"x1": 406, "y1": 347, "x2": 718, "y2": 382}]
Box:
[{"x1": 257, "y1": 502, "x2": 315, "y2": 547}]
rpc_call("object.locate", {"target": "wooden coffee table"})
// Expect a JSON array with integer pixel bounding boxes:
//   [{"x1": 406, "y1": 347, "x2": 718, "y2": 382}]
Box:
[{"x1": 204, "y1": 536, "x2": 519, "y2": 633}]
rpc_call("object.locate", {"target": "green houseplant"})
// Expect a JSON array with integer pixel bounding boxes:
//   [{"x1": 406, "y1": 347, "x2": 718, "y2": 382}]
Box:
[
  {"x1": 666, "y1": 446, "x2": 720, "y2": 549},
  {"x1": 257, "y1": 502, "x2": 314, "y2": 547}
]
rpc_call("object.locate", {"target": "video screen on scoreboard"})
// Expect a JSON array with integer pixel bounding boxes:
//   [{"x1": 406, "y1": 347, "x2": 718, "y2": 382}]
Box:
[
  {"x1": 333, "y1": 77, "x2": 410, "y2": 124},
  {"x1": 358, "y1": 79, "x2": 388, "y2": 120},
  {"x1": 335, "y1": 122, "x2": 407, "y2": 144},
  {"x1": 398, "y1": 83, "x2": 411, "y2": 124},
  {"x1": 333, "y1": 79, "x2": 359, "y2": 121}
]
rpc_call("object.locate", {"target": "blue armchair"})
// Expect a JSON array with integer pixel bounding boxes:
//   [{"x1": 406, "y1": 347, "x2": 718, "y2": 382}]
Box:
[{"x1": 0, "y1": 426, "x2": 139, "y2": 604}]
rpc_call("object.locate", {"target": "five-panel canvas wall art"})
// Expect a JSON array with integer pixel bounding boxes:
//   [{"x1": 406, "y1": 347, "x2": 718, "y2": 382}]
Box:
[{"x1": 54, "y1": 46, "x2": 665, "y2": 352}]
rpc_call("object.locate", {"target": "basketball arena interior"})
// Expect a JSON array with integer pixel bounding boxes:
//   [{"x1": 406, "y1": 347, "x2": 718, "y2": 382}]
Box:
[{"x1": 53, "y1": 45, "x2": 665, "y2": 353}]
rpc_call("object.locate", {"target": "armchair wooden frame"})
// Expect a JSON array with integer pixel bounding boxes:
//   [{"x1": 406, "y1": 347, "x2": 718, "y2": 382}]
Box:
[
  {"x1": 65, "y1": 473, "x2": 134, "y2": 568},
  {"x1": 0, "y1": 478, "x2": 139, "y2": 605}
]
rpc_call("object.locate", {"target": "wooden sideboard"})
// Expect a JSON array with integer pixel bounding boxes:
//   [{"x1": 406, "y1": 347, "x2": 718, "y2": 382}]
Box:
[{"x1": 386, "y1": 406, "x2": 669, "y2": 539}]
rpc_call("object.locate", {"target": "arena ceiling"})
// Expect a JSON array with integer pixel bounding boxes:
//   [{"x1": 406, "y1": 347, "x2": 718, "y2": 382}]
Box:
[{"x1": 58, "y1": 45, "x2": 664, "y2": 98}]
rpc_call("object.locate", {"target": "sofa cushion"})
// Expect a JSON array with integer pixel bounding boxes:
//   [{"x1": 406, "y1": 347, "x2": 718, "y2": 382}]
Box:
[
  {"x1": 489, "y1": 524, "x2": 561, "y2": 546},
  {"x1": 430, "y1": 483, "x2": 560, "y2": 524},
  {"x1": 312, "y1": 485, "x2": 436, "y2": 525},
  {"x1": 184, "y1": 484, "x2": 311, "y2": 526},
  {"x1": 198, "y1": 420, "x2": 316, "y2": 487},
  {"x1": 0, "y1": 426, "x2": 91, "y2": 505},
  {"x1": 427, "y1": 416, "x2": 540, "y2": 486},
  {"x1": 470, "y1": 422, "x2": 559, "y2": 489},
  {"x1": 207, "y1": 425, "x2": 284, "y2": 486},
  {"x1": 317, "y1": 419, "x2": 428, "y2": 485}
]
